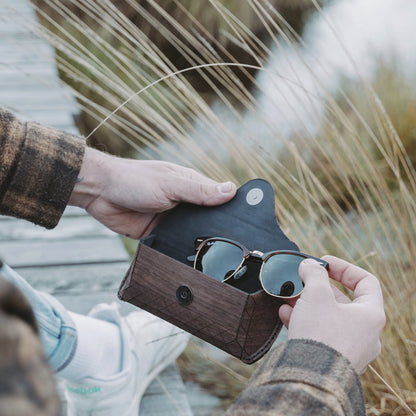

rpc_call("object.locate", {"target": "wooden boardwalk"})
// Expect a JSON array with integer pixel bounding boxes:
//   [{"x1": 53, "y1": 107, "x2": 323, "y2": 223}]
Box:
[{"x1": 0, "y1": 1, "x2": 193, "y2": 414}]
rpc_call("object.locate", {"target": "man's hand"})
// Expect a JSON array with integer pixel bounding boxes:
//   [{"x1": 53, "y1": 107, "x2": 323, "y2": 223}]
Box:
[
  {"x1": 68, "y1": 148, "x2": 237, "y2": 238},
  {"x1": 279, "y1": 256, "x2": 386, "y2": 374}
]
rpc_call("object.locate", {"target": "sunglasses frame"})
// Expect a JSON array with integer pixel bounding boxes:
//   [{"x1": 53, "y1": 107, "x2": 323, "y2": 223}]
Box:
[{"x1": 193, "y1": 237, "x2": 328, "y2": 299}]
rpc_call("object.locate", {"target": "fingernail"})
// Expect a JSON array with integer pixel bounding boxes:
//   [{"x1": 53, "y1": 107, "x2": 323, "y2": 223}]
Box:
[
  {"x1": 217, "y1": 181, "x2": 235, "y2": 193},
  {"x1": 301, "y1": 258, "x2": 319, "y2": 267},
  {"x1": 299, "y1": 259, "x2": 318, "y2": 275}
]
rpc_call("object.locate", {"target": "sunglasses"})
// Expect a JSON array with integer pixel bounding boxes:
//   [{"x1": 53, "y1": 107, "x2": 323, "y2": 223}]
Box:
[{"x1": 190, "y1": 237, "x2": 328, "y2": 299}]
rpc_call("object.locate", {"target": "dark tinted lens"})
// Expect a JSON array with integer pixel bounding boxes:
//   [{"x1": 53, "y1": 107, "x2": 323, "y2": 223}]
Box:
[
  {"x1": 260, "y1": 253, "x2": 305, "y2": 297},
  {"x1": 195, "y1": 241, "x2": 243, "y2": 282}
]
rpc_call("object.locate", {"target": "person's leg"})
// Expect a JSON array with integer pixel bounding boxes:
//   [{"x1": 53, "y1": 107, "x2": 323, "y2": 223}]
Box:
[
  {"x1": 0, "y1": 262, "x2": 189, "y2": 415},
  {"x1": 0, "y1": 262, "x2": 123, "y2": 379},
  {"x1": 0, "y1": 262, "x2": 77, "y2": 373}
]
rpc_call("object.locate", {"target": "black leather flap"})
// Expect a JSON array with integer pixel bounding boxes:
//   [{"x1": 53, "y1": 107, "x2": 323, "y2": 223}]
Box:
[{"x1": 144, "y1": 179, "x2": 299, "y2": 294}]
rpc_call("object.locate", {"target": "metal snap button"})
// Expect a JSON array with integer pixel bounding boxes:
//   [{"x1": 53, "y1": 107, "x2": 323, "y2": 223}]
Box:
[
  {"x1": 176, "y1": 285, "x2": 193, "y2": 306},
  {"x1": 246, "y1": 188, "x2": 264, "y2": 205}
]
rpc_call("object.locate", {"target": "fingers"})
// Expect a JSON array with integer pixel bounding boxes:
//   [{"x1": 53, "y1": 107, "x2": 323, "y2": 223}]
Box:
[
  {"x1": 322, "y1": 255, "x2": 383, "y2": 308},
  {"x1": 298, "y1": 259, "x2": 334, "y2": 303},
  {"x1": 279, "y1": 304, "x2": 293, "y2": 328}
]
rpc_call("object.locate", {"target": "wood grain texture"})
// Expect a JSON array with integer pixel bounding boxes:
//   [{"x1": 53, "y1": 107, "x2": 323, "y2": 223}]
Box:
[{"x1": 119, "y1": 243, "x2": 283, "y2": 363}]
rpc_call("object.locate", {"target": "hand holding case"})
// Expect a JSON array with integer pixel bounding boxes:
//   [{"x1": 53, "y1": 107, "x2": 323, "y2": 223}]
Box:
[{"x1": 118, "y1": 179, "x2": 299, "y2": 363}]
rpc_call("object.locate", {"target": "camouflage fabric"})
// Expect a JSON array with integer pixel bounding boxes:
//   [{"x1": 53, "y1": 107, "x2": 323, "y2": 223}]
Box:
[{"x1": 0, "y1": 108, "x2": 85, "y2": 229}]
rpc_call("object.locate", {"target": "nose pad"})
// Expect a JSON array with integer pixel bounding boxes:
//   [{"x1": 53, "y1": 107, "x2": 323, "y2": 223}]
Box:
[{"x1": 233, "y1": 265, "x2": 248, "y2": 280}]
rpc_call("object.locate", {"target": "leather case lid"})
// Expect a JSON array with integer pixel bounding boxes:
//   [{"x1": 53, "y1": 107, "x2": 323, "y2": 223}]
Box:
[{"x1": 146, "y1": 178, "x2": 299, "y2": 294}]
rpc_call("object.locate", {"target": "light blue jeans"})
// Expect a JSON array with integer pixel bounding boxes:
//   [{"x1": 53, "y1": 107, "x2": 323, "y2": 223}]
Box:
[{"x1": 0, "y1": 262, "x2": 77, "y2": 373}]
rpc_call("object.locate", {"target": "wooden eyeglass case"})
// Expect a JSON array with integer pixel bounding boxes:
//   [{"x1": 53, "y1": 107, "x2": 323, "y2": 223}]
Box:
[{"x1": 118, "y1": 179, "x2": 299, "y2": 364}]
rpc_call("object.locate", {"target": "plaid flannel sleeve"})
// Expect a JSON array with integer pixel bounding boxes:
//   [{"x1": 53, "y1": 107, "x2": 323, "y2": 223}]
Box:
[
  {"x1": 225, "y1": 339, "x2": 365, "y2": 416},
  {"x1": 0, "y1": 108, "x2": 85, "y2": 229}
]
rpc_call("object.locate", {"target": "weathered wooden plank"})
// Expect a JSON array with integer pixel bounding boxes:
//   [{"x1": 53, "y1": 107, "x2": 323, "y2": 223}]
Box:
[
  {"x1": 0, "y1": 0, "x2": 36, "y2": 14},
  {"x1": 0, "y1": 237, "x2": 130, "y2": 267},
  {"x1": 14, "y1": 263, "x2": 130, "y2": 295},
  {"x1": 0, "y1": 86, "x2": 77, "y2": 102},
  {"x1": 0, "y1": 85, "x2": 76, "y2": 100},
  {"x1": 0, "y1": 8, "x2": 36, "y2": 18},
  {"x1": 0, "y1": 215, "x2": 116, "y2": 241},
  {"x1": 0, "y1": 101, "x2": 79, "y2": 113},
  {"x1": 0, "y1": 63, "x2": 58, "y2": 79},
  {"x1": 0, "y1": 92, "x2": 79, "y2": 110},
  {"x1": 0, "y1": 14, "x2": 36, "y2": 24},
  {"x1": 140, "y1": 365, "x2": 194, "y2": 416},
  {"x1": 0, "y1": 42, "x2": 55, "y2": 62},
  {"x1": 0, "y1": 76, "x2": 61, "y2": 89},
  {"x1": 0, "y1": 8, "x2": 40, "y2": 35},
  {"x1": 18, "y1": 110, "x2": 78, "y2": 128},
  {"x1": 184, "y1": 382, "x2": 222, "y2": 416},
  {"x1": 0, "y1": 108, "x2": 79, "y2": 126},
  {"x1": 0, "y1": 22, "x2": 39, "y2": 38},
  {"x1": 0, "y1": 9, "x2": 36, "y2": 17}
]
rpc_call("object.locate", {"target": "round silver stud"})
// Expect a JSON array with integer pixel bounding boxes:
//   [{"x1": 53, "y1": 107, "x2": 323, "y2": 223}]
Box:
[{"x1": 246, "y1": 188, "x2": 264, "y2": 206}]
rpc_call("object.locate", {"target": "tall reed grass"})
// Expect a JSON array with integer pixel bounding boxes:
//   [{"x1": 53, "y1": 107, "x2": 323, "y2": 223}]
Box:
[{"x1": 31, "y1": 0, "x2": 416, "y2": 413}]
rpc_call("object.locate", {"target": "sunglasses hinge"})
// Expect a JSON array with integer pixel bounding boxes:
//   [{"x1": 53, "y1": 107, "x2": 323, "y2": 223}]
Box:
[{"x1": 250, "y1": 250, "x2": 264, "y2": 258}]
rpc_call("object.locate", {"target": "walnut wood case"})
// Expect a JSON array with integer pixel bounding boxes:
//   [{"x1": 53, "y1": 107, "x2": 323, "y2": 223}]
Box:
[{"x1": 118, "y1": 179, "x2": 299, "y2": 364}]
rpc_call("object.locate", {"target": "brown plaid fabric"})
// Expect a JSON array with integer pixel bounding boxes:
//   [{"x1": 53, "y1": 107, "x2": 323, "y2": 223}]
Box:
[
  {"x1": 0, "y1": 276, "x2": 60, "y2": 416},
  {"x1": 0, "y1": 108, "x2": 85, "y2": 229},
  {"x1": 226, "y1": 339, "x2": 365, "y2": 415}
]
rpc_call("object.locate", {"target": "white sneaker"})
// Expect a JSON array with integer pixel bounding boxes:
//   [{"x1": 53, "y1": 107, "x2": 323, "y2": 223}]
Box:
[{"x1": 64, "y1": 303, "x2": 189, "y2": 415}]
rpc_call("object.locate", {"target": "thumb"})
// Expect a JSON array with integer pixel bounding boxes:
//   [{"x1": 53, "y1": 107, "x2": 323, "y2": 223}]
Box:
[
  {"x1": 170, "y1": 176, "x2": 237, "y2": 206},
  {"x1": 299, "y1": 259, "x2": 334, "y2": 303}
]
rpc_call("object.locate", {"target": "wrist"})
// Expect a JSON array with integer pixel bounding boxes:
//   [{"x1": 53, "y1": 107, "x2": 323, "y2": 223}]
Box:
[{"x1": 68, "y1": 147, "x2": 110, "y2": 209}]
